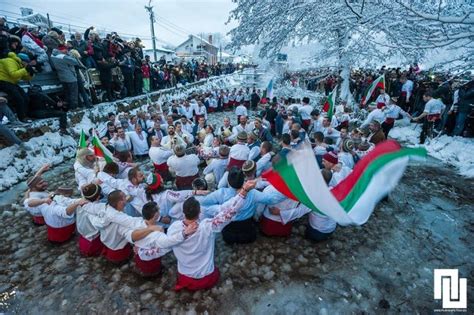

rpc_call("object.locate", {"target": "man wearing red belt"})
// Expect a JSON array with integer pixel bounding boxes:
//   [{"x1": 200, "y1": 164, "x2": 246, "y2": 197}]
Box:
[
  {"x1": 168, "y1": 180, "x2": 256, "y2": 291},
  {"x1": 227, "y1": 131, "x2": 250, "y2": 170},
  {"x1": 167, "y1": 144, "x2": 200, "y2": 190},
  {"x1": 412, "y1": 91, "x2": 446, "y2": 144}
]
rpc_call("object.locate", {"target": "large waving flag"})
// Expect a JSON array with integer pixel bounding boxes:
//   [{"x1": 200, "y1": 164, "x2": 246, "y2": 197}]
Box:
[
  {"x1": 262, "y1": 140, "x2": 426, "y2": 225},
  {"x1": 91, "y1": 135, "x2": 114, "y2": 163},
  {"x1": 322, "y1": 85, "x2": 337, "y2": 120},
  {"x1": 361, "y1": 74, "x2": 385, "y2": 106}
]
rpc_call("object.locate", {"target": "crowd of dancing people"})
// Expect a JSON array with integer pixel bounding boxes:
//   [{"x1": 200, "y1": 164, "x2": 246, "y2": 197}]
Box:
[{"x1": 22, "y1": 77, "x2": 429, "y2": 291}]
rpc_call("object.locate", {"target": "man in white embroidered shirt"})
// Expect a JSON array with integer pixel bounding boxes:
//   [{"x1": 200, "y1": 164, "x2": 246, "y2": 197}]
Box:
[{"x1": 168, "y1": 180, "x2": 256, "y2": 291}]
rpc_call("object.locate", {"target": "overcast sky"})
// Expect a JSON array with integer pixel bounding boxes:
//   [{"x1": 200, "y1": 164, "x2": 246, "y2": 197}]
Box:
[{"x1": 2, "y1": 0, "x2": 238, "y2": 48}]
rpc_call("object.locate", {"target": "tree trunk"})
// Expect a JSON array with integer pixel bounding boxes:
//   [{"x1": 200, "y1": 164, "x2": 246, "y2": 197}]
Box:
[{"x1": 337, "y1": 30, "x2": 355, "y2": 107}]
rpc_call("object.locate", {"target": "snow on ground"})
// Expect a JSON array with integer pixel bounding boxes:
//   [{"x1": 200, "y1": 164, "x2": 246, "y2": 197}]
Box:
[
  {"x1": 276, "y1": 83, "x2": 325, "y2": 105},
  {"x1": 0, "y1": 74, "x2": 240, "y2": 192},
  {"x1": 390, "y1": 118, "x2": 474, "y2": 178}
]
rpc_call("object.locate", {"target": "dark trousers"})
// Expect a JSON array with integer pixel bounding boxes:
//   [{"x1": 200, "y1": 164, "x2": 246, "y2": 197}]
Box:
[
  {"x1": 305, "y1": 224, "x2": 333, "y2": 242},
  {"x1": 222, "y1": 218, "x2": 257, "y2": 245},
  {"x1": 420, "y1": 118, "x2": 432, "y2": 144},
  {"x1": 62, "y1": 82, "x2": 79, "y2": 110},
  {"x1": 102, "y1": 80, "x2": 114, "y2": 101},
  {"x1": 123, "y1": 73, "x2": 134, "y2": 96},
  {"x1": 0, "y1": 80, "x2": 29, "y2": 120},
  {"x1": 77, "y1": 74, "x2": 92, "y2": 108},
  {"x1": 381, "y1": 121, "x2": 394, "y2": 138},
  {"x1": 30, "y1": 109, "x2": 67, "y2": 129},
  {"x1": 134, "y1": 74, "x2": 143, "y2": 96}
]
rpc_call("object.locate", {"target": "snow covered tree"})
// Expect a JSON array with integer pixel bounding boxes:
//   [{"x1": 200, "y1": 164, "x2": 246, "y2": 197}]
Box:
[
  {"x1": 379, "y1": 0, "x2": 474, "y2": 72},
  {"x1": 227, "y1": 0, "x2": 398, "y2": 104},
  {"x1": 227, "y1": 0, "x2": 474, "y2": 102}
]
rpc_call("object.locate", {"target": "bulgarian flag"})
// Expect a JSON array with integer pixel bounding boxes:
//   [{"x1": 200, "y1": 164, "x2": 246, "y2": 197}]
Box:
[
  {"x1": 78, "y1": 130, "x2": 87, "y2": 148},
  {"x1": 322, "y1": 85, "x2": 337, "y2": 120},
  {"x1": 361, "y1": 74, "x2": 385, "y2": 106},
  {"x1": 91, "y1": 135, "x2": 114, "y2": 163},
  {"x1": 267, "y1": 79, "x2": 274, "y2": 100},
  {"x1": 262, "y1": 140, "x2": 426, "y2": 226}
]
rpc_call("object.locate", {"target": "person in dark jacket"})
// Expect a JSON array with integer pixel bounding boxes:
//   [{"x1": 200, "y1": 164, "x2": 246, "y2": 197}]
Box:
[
  {"x1": 250, "y1": 89, "x2": 260, "y2": 109},
  {"x1": 119, "y1": 49, "x2": 135, "y2": 96},
  {"x1": 28, "y1": 85, "x2": 68, "y2": 134},
  {"x1": 452, "y1": 82, "x2": 474, "y2": 136}
]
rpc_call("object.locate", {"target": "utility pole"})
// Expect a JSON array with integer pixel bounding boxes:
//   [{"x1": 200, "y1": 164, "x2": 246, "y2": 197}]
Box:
[
  {"x1": 46, "y1": 13, "x2": 51, "y2": 29},
  {"x1": 145, "y1": 0, "x2": 157, "y2": 62}
]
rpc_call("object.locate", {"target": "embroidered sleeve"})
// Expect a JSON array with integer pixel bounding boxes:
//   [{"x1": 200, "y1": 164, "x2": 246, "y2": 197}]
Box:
[{"x1": 210, "y1": 193, "x2": 245, "y2": 232}]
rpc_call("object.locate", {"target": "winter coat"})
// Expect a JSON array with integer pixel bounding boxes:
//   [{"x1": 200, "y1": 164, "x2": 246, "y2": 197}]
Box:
[
  {"x1": 21, "y1": 33, "x2": 51, "y2": 71},
  {"x1": 0, "y1": 52, "x2": 32, "y2": 84},
  {"x1": 71, "y1": 39, "x2": 88, "y2": 58},
  {"x1": 457, "y1": 87, "x2": 474, "y2": 113},
  {"x1": 42, "y1": 35, "x2": 61, "y2": 55},
  {"x1": 50, "y1": 49, "x2": 80, "y2": 83},
  {"x1": 141, "y1": 64, "x2": 150, "y2": 78}
]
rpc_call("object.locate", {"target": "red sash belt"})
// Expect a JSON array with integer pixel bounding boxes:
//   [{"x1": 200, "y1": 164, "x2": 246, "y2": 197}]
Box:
[
  {"x1": 260, "y1": 215, "x2": 292, "y2": 237},
  {"x1": 79, "y1": 235, "x2": 104, "y2": 257},
  {"x1": 102, "y1": 243, "x2": 132, "y2": 264},
  {"x1": 427, "y1": 113, "x2": 441, "y2": 122},
  {"x1": 135, "y1": 255, "x2": 162, "y2": 275},
  {"x1": 175, "y1": 174, "x2": 199, "y2": 190},
  {"x1": 227, "y1": 157, "x2": 245, "y2": 171},
  {"x1": 302, "y1": 119, "x2": 311, "y2": 129},
  {"x1": 153, "y1": 162, "x2": 168, "y2": 171},
  {"x1": 384, "y1": 118, "x2": 395, "y2": 125},
  {"x1": 47, "y1": 223, "x2": 76, "y2": 243},
  {"x1": 175, "y1": 268, "x2": 220, "y2": 291},
  {"x1": 32, "y1": 215, "x2": 45, "y2": 225}
]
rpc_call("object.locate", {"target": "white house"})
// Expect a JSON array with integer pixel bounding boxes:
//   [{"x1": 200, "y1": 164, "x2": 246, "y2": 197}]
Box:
[
  {"x1": 175, "y1": 35, "x2": 218, "y2": 64},
  {"x1": 143, "y1": 47, "x2": 176, "y2": 62}
]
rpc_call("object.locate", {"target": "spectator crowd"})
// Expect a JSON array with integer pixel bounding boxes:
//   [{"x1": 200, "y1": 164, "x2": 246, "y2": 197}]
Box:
[
  {"x1": 0, "y1": 17, "x2": 240, "y2": 145},
  {"x1": 284, "y1": 64, "x2": 474, "y2": 141}
]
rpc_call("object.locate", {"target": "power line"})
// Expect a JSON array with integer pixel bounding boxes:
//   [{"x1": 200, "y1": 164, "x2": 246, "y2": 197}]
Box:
[{"x1": 0, "y1": 6, "x2": 183, "y2": 47}]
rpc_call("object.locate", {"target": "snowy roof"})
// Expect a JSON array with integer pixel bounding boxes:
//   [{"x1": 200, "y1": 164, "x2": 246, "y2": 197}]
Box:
[
  {"x1": 219, "y1": 52, "x2": 233, "y2": 58},
  {"x1": 176, "y1": 35, "x2": 218, "y2": 50},
  {"x1": 143, "y1": 47, "x2": 175, "y2": 54}
]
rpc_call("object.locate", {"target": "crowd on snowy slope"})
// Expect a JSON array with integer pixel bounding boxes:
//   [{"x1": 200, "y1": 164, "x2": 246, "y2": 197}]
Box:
[
  {"x1": 0, "y1": 17, "x2": 241, "y2": 139},
  {"x1": 285, "y1": 65, "x2": 474, "y2": 141},
  {"x1": 21, "y1": 82, "x2": 394, "y2": 291}
]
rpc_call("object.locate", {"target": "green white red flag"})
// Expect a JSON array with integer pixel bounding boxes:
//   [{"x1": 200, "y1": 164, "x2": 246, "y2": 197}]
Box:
[
  {"x1": 78, "y1": 130, "x2": 87, "y2": 148},
  {"x1": 361, "y1": 74, "x2": 385, "y2": 106},
  {"x1": 322, "y1": 85, "x2": 337, "y2": 120},
  {"x1": 262, "y1": 140, "x2": 426, "y2": 226},
  {"x1": 91, "y1": 134, "x2": 114, "y2": 163}
]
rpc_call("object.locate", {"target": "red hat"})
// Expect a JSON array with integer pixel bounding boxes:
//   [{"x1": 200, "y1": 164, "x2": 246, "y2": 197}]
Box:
[
  {"x1": 146, "y1": 173, "x2": 162, "y2": 190},
  {"x1": 323, "y1": 151, "x2": 338, "y2": 164},
  {"x1": 376, "y1": 102, "x2": 385, "y2": 109}
]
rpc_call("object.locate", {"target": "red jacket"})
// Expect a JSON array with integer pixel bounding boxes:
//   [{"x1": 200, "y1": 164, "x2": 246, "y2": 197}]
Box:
[{"x1": 141, "y1": 64, "x2": 151, "y2": 78}]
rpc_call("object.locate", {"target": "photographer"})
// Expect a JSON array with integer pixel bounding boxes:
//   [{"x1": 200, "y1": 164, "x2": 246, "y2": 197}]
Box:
[
  {"x1": 0, "y1": 35, "x2": 36, "y2": 122},
  {"x1": 27, "y1": 85, "x2": 69, "y2": 135}
]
